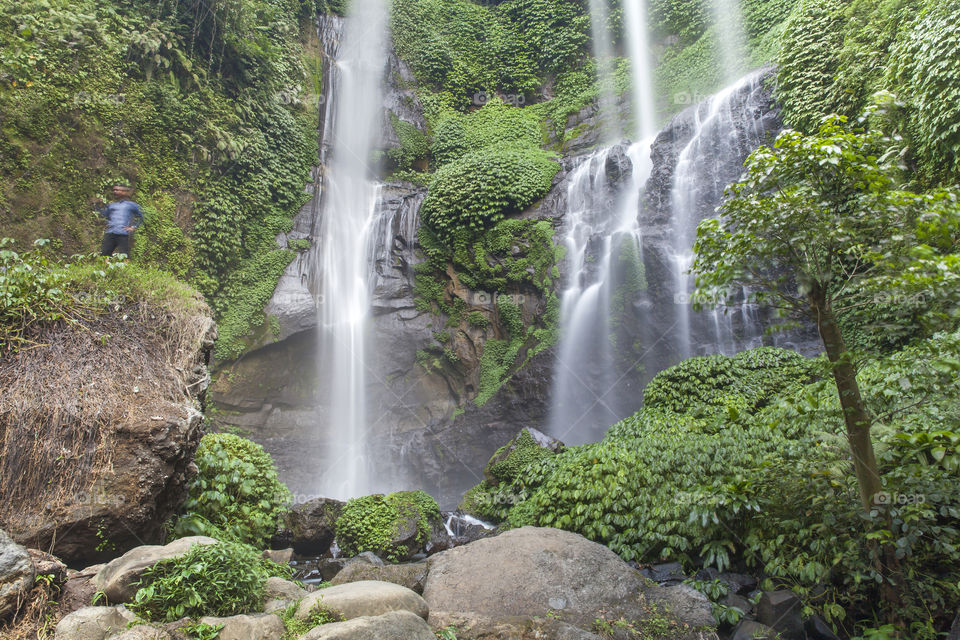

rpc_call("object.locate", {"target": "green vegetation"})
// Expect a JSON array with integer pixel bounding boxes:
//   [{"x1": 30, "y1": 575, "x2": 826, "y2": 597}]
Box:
[
  {"x1": 694, "y1": 114, "x2": 959, "y2": 512},
  {"x1": 335, "y1": 491, "x2": 440, "y2": 562},
  {"x1": 130, "y1": 540, "x2": 293, "y2": 621},
  {"x1": 0, "y1": 0, "x2": 318, "y2": 360},
  {"x1": 0, "y1": 239, "x2": 204, "y2": 353},
  {"x1": 172, "y1": 433, "x2": 292, "y2": 547},
  {"x1": 471, "y1": 336, "x2": 960, "y2": 633},
  {"x1": 775, "y1": 0, "x2": 960, "y2": 185},
  {"x1": 280, "y1": 602, "x2": 344, "y2": 639}
]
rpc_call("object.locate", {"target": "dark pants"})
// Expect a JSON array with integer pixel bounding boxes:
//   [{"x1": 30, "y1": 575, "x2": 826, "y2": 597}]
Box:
[{"x1": 101, "y1": 233, "x2": 131, "y2": 257}]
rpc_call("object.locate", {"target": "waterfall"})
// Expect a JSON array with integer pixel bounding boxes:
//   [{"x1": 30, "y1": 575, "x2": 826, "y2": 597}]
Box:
[
  {"x1": 548, "y1": 142, "x2": 652, "y2": 444},
  {"x1": 667, "y1": 70, "x2": 769, "y2": 360},
  {"x1": 307, "y1": 0, "x2": 390, "y2": 500},
  {"x1": 711, "y1": 0, "x2": 749, "y2": 83},
  {"x1": 622, "y1": 0, "x2": 656, "y2": 139},
  {"x1": 587, "y1": 0, "x2": 622, "y2": 140}
]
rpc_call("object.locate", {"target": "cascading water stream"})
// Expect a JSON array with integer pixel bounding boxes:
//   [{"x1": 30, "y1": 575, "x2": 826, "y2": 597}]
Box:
[
  {"x1": 307, "y1": 0, "x2": 390, "y2": 500},
  {"x1": 548, "y1": 142, "x2": 652, "y2": 444},
  {"x1": 622, "y1": 0, "x2": 656, "y2": 139},
  {"x1": 668, "y1": 70, "x2": 769, "y2": 359},
  {"x1": 710, "y1": 0, "x2": 748, "y2": 83},
  {"x1": 587, "y1": 0, "x2": 622, "y2": 140}
]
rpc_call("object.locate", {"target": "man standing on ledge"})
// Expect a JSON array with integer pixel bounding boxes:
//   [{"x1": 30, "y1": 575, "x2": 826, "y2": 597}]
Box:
[{"x1": 93, "y1": 182, "x2": 144, "y2": 258}]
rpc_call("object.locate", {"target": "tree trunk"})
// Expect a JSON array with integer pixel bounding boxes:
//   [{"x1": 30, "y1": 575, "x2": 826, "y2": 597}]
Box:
[{"x1": 811, "y1": 293, "x2": 882, "y2": 511}]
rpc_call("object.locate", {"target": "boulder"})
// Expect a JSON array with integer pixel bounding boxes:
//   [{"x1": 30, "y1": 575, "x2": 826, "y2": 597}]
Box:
[
  {"x1": 730, "y1": 620, "x2": 778, "y2": 640},
  {"x1": 0, "y1": 528, "x2": 36, "y2": 619},
  {"x1": 198, "y1": 613, "x2": 285, "y2": 640},
  {"x1": 29, "y1": 549, "x2": 68, "y2": 585},
  {"x1": 329, "y1": 558, "x2": 430, "y2": 593},
  {"x1": 296, "y1": 580, "x2": 428, "y2": 621},
  {"x1": 1, "y1": 312, "x2": 214, "y2": 566},
  {"x1": 94, "y1": 537, "x2": 218, "y2": 603},
  {"x1": 718, "y1": 572, "x2": 758, "y2": 595},
  {"x1": 428, "y1": 612, "x2": 608, "y2": 640},
  {"x1": 756, "y1": 590, "x2": 804, "y2": 640},
  {"x1": 641, "y1": 584, "x2": 716, "y2": 628},
  {"x1": 300, "y1": 610, "x2": 434, "y2": 640},
  {"x1": 59, "y1": 567, "x2": 101, "y2": 616},
  {"x1": 483, "y1": 428, "x2": 562, "y2": 484},
  {"x1": 317, "y1": 558, "x2": 350, "y2": 581},
  {"x1": 262, "y1": 548, "x2": 294, "y2": 565},
  {"x1": 107, "y1": 627, "x2": 173, "y2": 640},
  {"x1": 805, "y1": 614, "x2": 841, "y2": 640},
  {"x1": 422, "y1": 527, "x2": 716, "y2": 636},
  {"x1": 264, "y1": 576, "x2": 307, "y2": 601},
  {"x1": 284, "y1": 498, "x2": 344, "y2": 556},
  {"x1": 54, "y1": 605, "x2": 136, "y2": 640}
]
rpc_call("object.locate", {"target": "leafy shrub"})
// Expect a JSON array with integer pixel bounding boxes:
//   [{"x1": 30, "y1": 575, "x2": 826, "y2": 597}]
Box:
[
  {"x1": 173, "y1": 433, "x2": 291, "y2": 547},
  {"x1": 642, "y1": 347, "x2": 814, "y2": 418},
  {"x1": 335, "y1": 491, "x2": 441, "y2": 562},
  {"x1": 888, "y1": 0, "x2": 960, "y2": 183},
  {"x1": 484, "y1": 332, "x2": 960, "y2": 633},
  {"x1": 130, "y1": 540, "x2": 292, "y2": 621},
  {"x1": 421, "y1": 145, "x2": 558, "y2": 245},
  {"x1": 486, "y1": 428, "x2": 556, "y2": 484}
]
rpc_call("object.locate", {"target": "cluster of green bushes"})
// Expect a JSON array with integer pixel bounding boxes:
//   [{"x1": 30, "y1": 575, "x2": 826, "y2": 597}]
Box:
[
  {"x1": 172, "y1": 433, "x2": 292, "y2": 547},
  {"x1": 0, "y1": 0, "x2": 319, "y2": 361},
  {"x1": 466, "y1": 340, "x2": 960, "y2": 634},
  {"x1": 776, "y1": 0, "x2": 960, "y2": 185},
  {"x1": 335, "y1": 491, "x2": 441, "y2": 561}
]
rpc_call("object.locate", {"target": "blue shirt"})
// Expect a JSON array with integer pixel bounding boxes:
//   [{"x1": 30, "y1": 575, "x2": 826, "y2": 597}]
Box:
[{"x1": 99, "y1": 200, "x2": 144, "y2": 236}]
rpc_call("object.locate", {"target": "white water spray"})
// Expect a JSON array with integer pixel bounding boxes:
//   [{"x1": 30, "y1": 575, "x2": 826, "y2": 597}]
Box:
[
  {"x1": 622, "y1": 0, "x2": 656, "y2": 139},
  {"x1": 548, "y1": 142, "x2": 652, "y2": 443},
  {"x1": 587, "y1": 0, "x2": 622, "y2": 140},
  {"x1": 309, "y1": 0, "x2": 390, "y2": 500},
  {"x1": 668, "y1": 70, "x2": 768, "y2": 359}
]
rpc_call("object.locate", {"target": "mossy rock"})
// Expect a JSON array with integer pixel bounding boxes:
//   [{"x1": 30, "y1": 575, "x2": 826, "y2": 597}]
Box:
[
  {"x1": 483, "y1": 428, "x2": 564, "y2": 485},
  {"x1": 335, "y1": 491, "x2": 441, "y2": 563}
]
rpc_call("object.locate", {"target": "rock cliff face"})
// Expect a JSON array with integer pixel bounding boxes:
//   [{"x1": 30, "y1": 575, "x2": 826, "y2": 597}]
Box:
[
  {"x1": 0, "y1": 299, "x2": 215, "y2": 566},
  {"x1": 210, "y1": 50, "x2": 804, "y2": 507}
]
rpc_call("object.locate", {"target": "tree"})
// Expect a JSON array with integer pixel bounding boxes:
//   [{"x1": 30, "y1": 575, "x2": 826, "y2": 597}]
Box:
[{"x1": 691, "y1": 114, "x2": 956, "y2": 513}]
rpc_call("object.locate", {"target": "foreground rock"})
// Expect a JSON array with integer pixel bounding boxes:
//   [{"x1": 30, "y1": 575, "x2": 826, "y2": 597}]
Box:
[
  {"x1": 301, "y1": 610, "x2": 434, "y2": 640},
  {"x1": 94, "y1": 536, "x2": 218, "y2": 603},
  {"x1": 283, "y1": 498, "x2": 344, "y2": 556},
  {"x1": 199, "y1": 613, "x2": 285, "y2": 640},
  {"x1": 296, "y1": 580, "x2": 429, "y2": 621},
  {"x1": 54, "y1": 605, "x2": 136, "y2": 640},
  {"x1": 0, "y1": 528, "x2": 35, "y2": 619},
  {"x1": 330, "y1": 557, "x2": 430, "y2": 593},
  {"x1": 0, "y1": 299, "x2": 215, "y2": 565},
  {"x1": 423, "y1": 526, "x2": 716, "y2": 638}
]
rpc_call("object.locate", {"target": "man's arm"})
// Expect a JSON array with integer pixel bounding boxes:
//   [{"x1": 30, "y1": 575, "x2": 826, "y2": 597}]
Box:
[{"x1": 128, "y1": 203, "x2": 144, "y2": 230}]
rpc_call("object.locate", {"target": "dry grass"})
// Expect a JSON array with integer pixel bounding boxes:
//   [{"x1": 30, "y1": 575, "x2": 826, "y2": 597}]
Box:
[
  {"x1": 0, "y1": 270, "x2": 214, "y2": 546},
  {"x1": 0, "y1": 579, "x2": 62, "y2": 640}
]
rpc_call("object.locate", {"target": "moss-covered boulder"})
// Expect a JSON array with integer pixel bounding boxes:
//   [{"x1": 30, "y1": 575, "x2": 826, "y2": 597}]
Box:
[
  {"x1": 483, "y1": 428, "x2": 563, "y2": 485},
  {"x1": 335, "y1": 492, "x2": 441, "y2": 563}
]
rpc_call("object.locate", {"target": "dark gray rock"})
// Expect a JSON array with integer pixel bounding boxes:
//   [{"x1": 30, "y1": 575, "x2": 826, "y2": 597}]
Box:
[
  {"x1": 0, "y1": 528, "x2": 35, "y2": 620},
  {"x1": 805, "y1": 614, "x2": 841, "y2": 640},
  {"x1": 757, "y1": 590, "x2": 804, "y2": 640},
  {"x1": 719, "y1": 572, "x2": 759, "y2": 595},
  {"x1": 285, "y1": 498, "x2": 344, "y2": 556},
  {"x1": 720, "y1": 593, "x2": 753, "y2": 616}
]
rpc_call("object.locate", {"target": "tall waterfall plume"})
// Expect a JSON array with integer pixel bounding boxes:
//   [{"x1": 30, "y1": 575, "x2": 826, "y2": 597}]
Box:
[
  {"x1": 667, "y1": 70, "x2": 770, "y2": 360},
  {"x1": 587, "y1": 0, "x2": 623, "y2": 141},
  {"x1": 308, "y1": 0, "x2": 390, "y2": 500},
  {"x1": 622, "y1": 0, "x2": 656, "y2": 139}
]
